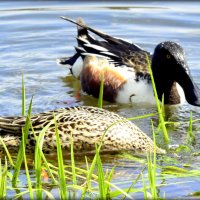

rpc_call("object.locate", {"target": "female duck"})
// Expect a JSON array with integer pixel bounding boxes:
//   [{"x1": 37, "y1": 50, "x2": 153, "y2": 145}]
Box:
[
  {"x1": 0, "y1": 106, "x2": 164, "y2": 154},
  {"x1": 58, "y1": 17, "x2": 200, "y2": 106}
]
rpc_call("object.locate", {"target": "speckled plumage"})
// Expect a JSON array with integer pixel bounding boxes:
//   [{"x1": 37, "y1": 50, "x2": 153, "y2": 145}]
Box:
[{"x1": 0, "y1": 106, "x2": 164, "y2": 154}]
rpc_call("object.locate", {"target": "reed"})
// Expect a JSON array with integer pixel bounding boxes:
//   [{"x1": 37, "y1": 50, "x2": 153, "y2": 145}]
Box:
[
  {"x1": 146, "y1": 121, "x2": 158, "y2": 199},
  {"x1": 54, "y1": 114, "x2": 68, "y2": 199},
  {"x1": 97, "y1": 72, "x2": 104, "y2": 108},
  {"x1": 12, "y1": 75, "x2": 33, "y2": 187},
  {"x1": 22, "y1": 120, "x2": 34, "y2": 200},
  {"x1": 95, "y1": 146, "x2": 107, "y2": 199},
  {"x1": 146, "y1": 54, "x2": 169, "y2": 142},
  {"x1": 34, "y1": 118, "x2": 43, "y2": 199},
  {"x1": 0, "y1": 158, "x2": 7, "y2": 199}
]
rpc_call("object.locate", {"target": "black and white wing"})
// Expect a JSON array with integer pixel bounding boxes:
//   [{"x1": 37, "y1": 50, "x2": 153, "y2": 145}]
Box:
[{"x1": 60, "y1": 16, "x2": 151, "y2": 69}]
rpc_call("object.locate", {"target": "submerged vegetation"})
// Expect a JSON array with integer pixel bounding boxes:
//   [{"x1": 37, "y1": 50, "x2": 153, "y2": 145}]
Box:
[{"x1": 0, "y1": 57, "x2": 200, "y2": 199}]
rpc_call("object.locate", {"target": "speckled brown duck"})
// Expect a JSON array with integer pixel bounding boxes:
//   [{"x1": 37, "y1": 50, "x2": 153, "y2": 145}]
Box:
[
  {"x1": 58, "y1": 17, "x2": 200, "y2": 106},
  {"x1": 0, "y1": 106, "x2": 164, "y2": 154}
]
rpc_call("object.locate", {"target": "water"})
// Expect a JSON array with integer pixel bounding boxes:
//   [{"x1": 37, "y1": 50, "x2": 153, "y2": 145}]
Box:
[{"x1": 1, "y1": 1, "x2": 200, "y2": 198}]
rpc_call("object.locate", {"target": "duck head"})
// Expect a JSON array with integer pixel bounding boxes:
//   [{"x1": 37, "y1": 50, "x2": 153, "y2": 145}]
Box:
[{"x1": 151, "y1": 41, "x2": 200, "y2": 106}]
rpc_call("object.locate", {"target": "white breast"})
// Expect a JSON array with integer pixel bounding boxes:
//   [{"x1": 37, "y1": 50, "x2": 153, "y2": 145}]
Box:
[
  {"x1": 71, "y1": 57, "x2": 84, "y2": 79},
  {"x1": 115, "y1": 69, "x2": 155, "y2": 104},
  {"x1": 176, "y1": 82, "x2": 186, "y2": 104}
]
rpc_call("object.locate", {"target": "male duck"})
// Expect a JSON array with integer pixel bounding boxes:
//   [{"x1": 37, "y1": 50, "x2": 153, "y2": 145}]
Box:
[
  {"x1": 58, "y1": 17, "x2": 200, "y2": 106},
  {"x1": 0, "y1": 106, "x2": 164, "y2": 154}
]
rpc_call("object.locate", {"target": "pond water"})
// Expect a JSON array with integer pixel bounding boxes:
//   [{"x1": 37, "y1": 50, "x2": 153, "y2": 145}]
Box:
[{"x1": 1, "y1": 0, "x2": 200, "y2": 199}]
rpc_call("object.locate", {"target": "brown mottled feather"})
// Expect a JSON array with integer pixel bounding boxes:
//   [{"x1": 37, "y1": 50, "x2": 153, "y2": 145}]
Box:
[
  {"x1": 81, "y1": 56, "x2": 127, "y2": 102},
  {"x1": 0, "y1": 106, "x2": 165, "y2": 154},
  {"x1": 122, "y1": 51, "x2": 151, "y2": 74}
]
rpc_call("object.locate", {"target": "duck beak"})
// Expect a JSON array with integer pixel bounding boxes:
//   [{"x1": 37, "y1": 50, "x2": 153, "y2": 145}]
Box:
[{"x1": 175, "y1": 64, "x2": 200, "y2": 106}]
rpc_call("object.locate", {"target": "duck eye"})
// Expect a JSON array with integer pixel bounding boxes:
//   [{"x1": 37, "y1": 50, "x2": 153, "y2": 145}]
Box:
[{"x1": 166, "y1": 54, "x2": 171, "y2": 59}]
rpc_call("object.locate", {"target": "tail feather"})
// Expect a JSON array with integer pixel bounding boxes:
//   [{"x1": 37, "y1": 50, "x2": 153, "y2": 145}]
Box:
[
  {"x1": 57, "y1": 17, "x2": 88, "y2": 67},
  {"x1": 76, "y1": 17, "x2": 88, "y2": 39},
  {"x1": 0, "y1": 116, "x2": 23, "y2": 134},
  {"x1": 57, "y1": 52, "x2": 80, "y2": 66},
  {"x1": 60, "y1": 16, "x2": 145, "y2": 52},
  {"x1": 76, "y1": 17, "x2": 97, "y2": 47}
]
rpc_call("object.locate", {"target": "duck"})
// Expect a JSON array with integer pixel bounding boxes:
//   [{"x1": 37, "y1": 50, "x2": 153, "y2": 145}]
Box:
[
  {"x1": 57, "y1": 17, "x2": 200, "y2": 106},
  {"x1": 0, "y1": 106, "x2": 165, "y2": 154}
]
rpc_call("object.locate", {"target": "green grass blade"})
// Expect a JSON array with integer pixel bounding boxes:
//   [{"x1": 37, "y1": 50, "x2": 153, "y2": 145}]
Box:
[
  {"x1": 33, "y1": 113, "x2": 64, "y2": 199},
  {"x1": 41, "y1": 153, "x2": 57, "y2": 183},
  {"x1": 54, "y1": 114, "x2": 68, "y2": 199},
  {"x1": 127, "y1": 112, "x2": 158, "y2": 121},
  {"x1": 147, "y1": 121, "x2": 158, "y2": 199},
  {"x1": 98, "y1": 72, "x2": 104, "y2": 108},
  {"x1": 95, "y1": 146, "x2": 106, "y2": 199},
  {"x1": 81, "y1": 155, "x2": 97, "y2": 200},
  {"x1": 31, "y1": 121, "x2": 57, "y2": 183},
  {"x1": 12, "y1": 97, "x2": 33, "y2": 187},
  {"x1": 22, "y1": 127, "x2": 34, "y2": 200},
  {"x1": 146, "y1": 54, "x2": 169, "y2": 142},
  {"x1": 84, "y1": 156, "x2": 92, "y2": 199},
  {"x1": 12, "y1": 75, "x2": 33, "y2": 186},
  {"x1": 81, "y1": 120, "x2": 135, "y2": 199},
  {"x1": 106, "y1": 166, "x2": 115, "y2": 199},
  {"x1": 81, "y1": 116, "x2": 110, "y2": 199},
  {"x1": 0, "y1": 137, "x2": 15, "y2": 168},
  {"x1": 33, "y1": 112, "x2": 65, "y2": 194},
  {"x1": 142, "y1": 121, "x2": 159, "y2": 200},
  {"x1": 121, "y1": 168, "x2": 145, "y2": 200},
  {"x1": 34, "y1": 130, "x2": 43, "y2": 199},
  {"x1": 0, "y1": 158, "x2": 7, "y2": 199},
  {"x1": 13, "y1": 189, "x2": 55, "y2": 200}
]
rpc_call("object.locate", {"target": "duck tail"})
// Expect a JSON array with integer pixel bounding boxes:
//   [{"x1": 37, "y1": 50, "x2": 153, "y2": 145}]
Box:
[
  {"x1": 0, "y1": 116, "x2": 22, "y2": 134},
  {"x1": 56, "y1": 52, "x2": 80, "y2": 66},
  {"x1": 60, "y1": 16, "x2": 98, "y2": 54},
  {"x1": 76, "y1": 17, "x2": 88, "y2": 44},
  {"x1": 75, "y1": 17, "x2": 92, "y2": 60},
  {"x1": 57, "y1": 18, "x2": 87, "y2": 67},
  {"x1": 0, "y1": 116, "x2": 22, "y2": 153}
]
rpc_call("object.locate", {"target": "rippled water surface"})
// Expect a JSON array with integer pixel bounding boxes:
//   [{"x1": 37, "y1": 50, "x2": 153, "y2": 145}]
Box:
[{"x1": 1, "y1": 1, "x2": 200, "y2": 199}]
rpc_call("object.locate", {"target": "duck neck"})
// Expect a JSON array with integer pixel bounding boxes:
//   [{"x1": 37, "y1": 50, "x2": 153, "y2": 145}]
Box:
[
  {"x1": 163, "y1": 82, "x2": 181, "y2": 104},
  {"x1": 152, "y1": 69, "x2": 181, "y2": 105}
]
